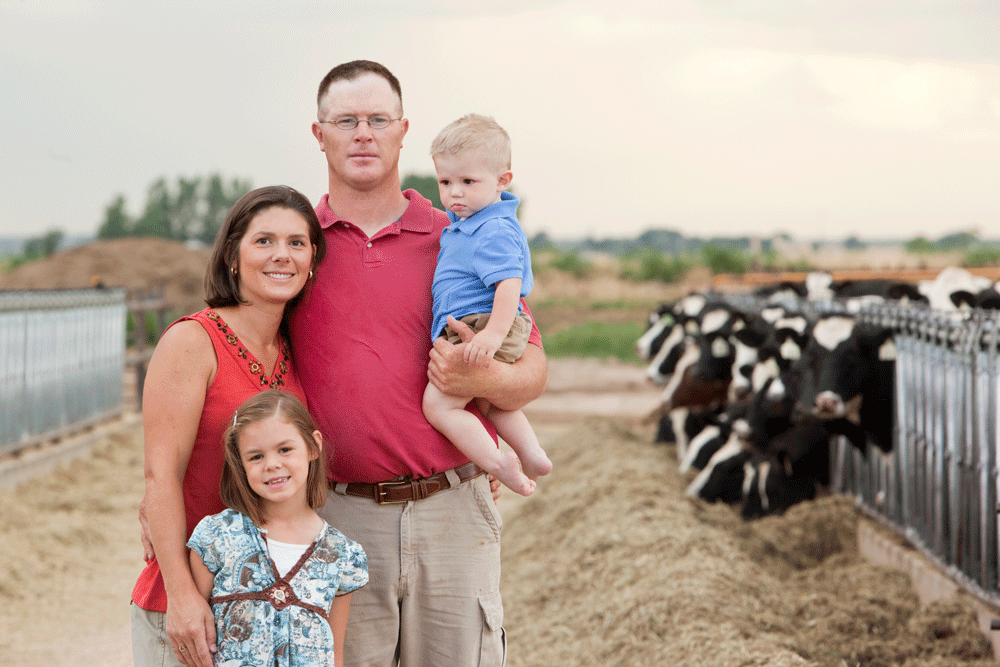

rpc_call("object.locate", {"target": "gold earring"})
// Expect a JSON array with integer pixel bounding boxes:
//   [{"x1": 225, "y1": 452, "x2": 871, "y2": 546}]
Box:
[
  {"x1": 309, "y1": 270, "x2": 314, "y2": 279},
  {"x1": 231, "y1": 266, "x2": 238, "y2": 276}
]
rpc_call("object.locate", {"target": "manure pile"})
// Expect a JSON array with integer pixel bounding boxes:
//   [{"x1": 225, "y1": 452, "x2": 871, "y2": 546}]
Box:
[{"x1": 501, "y1": 417, "x2": 998, "y2": 667}]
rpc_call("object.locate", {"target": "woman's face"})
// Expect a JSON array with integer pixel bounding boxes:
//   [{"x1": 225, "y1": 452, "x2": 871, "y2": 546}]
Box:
[{"x1": 234, "y1": 206, "x2": 314, "y2": 307}]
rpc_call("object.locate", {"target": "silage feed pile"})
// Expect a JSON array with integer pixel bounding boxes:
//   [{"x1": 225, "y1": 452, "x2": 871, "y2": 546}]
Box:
[{"x1": 501, "y1": 418, "x2": 997, "y2": 667}]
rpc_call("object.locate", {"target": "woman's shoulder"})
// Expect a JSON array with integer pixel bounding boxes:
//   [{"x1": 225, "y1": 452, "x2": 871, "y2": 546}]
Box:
[{"x1": 156, "y1": 312, "x2": 216, "y2": 354}]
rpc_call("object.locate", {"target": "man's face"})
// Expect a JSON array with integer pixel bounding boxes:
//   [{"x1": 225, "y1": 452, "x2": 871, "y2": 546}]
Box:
[{"x1": 312, "y1": 73, "x2": 409, "y2": 192}]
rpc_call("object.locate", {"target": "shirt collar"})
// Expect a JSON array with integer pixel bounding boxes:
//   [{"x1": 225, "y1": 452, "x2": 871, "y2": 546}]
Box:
[
  {"x1": 315, "y1": 189, "x2": 437, "y2": 234},
  {"x1": 447, "y1": 191, "x2": 520, "y2": 234}
]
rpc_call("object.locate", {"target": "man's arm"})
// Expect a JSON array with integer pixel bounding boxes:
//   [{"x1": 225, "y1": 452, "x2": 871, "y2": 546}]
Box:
[{"x1": 428, "y1": 315, "x2": 547, "y2": 412}]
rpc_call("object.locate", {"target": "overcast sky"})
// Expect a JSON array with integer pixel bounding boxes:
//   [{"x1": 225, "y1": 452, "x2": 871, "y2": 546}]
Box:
[{"x1": 2, "y1": 0, "x2": 998, "y2": 243}]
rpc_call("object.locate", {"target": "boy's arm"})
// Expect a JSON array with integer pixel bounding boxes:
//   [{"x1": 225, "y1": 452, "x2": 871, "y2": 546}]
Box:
[
  {"x1": 329, "y1": 593, "x2": 353, "y2": 667},
  {"x1": 464, "y1": 278, "x2": 522, "y2": 367},
  {"x1": 428, "y1": 314, "x2": 547, "y2": 412}
]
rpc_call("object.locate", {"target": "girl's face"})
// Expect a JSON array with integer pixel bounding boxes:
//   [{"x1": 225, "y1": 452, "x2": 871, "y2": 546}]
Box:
[{"x1": 237, "y1": 414, "x2": 319, "y2": 510}]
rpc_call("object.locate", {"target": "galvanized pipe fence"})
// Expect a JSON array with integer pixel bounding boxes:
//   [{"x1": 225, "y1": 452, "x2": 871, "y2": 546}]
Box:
[
  {"x1": 728, "y1": 294, "x2": 1000, "y2": 607},
  {"x1": 0, "y1": 288, "x2": 127, "y2": 456}
]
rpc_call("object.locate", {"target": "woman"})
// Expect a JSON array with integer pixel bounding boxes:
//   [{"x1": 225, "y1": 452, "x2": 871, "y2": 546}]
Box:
[{"x1": 130, "y1": 185, "x2": 327, "y2": 667}]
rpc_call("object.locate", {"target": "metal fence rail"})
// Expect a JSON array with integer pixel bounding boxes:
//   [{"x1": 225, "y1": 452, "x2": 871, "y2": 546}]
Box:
[
  {"x1": 835, "y1": 303, "x2": 1000, "y2": 607},
  {"x1": 0, "y1": 289, "x2": 126, "y2": 455},
  {"x1": 722, "y1": 295, "x2": 1000, "y2": 605}
]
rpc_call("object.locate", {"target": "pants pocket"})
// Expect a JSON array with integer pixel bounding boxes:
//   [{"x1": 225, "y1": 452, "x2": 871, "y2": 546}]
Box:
[
  {"x1": 471, "y1": 474, "x2": 503, "y2": 541},
  {"x1": 478, "y1": 591, "x2": 506, "y2": 667}
]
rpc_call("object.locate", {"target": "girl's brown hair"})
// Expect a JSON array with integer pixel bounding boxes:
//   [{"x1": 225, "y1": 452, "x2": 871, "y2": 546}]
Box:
[{"x1": 220, "y1": 390, "x2": 327, "y2": 526}]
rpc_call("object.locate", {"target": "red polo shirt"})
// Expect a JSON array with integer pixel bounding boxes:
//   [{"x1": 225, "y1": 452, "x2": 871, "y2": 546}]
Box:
[{"x1": 288, "y1": 189, "x2": 542, "y2": 483}]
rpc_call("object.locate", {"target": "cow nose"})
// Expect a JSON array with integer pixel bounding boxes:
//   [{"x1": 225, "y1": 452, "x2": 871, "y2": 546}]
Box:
[{"x1": 815, "y1": 391, "x2": 843, "y2": 415}]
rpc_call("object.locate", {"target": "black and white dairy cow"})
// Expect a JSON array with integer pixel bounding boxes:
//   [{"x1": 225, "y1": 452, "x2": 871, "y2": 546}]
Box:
[
  {"x1": 918, "y1": 266, "x2": 994, "y2": 312},
  {"x1": 643, "y1": 293, "x2": 711, "y2": 384},
  {"x1": 805, "y1": 271, "x2": 926, "y2": 306},
  {"x1": 740, "y1": 414, "x2": 867, "y2": 520},
  {"x1": 635, "y1": 303, "x2": 676, "y2": 362},
  {"x1": 798, "y1": 313, "x2": 898, "y2": 454}
]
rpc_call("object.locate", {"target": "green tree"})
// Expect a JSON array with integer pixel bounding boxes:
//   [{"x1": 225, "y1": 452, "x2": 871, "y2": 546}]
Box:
[
  {"x1": 905, "y1": 236, "x2": 937, "y2": 253},
  {"x1": 133, "y1": 178, "x2": 174, "y2": 238},
  {"x1": 401, "y1": 173, "x2": 442, "y2": 210},
  {"x1": 701, "y1": 243, "x2": 750, "y2": 274},
  {"x1": 529, "y1": 231, "x2": 554, "y2": 252},
  {"x1": 199, "y1": 175, "x2": 251, "y2": 244},
  {"x1": 172, "y1": 176, "x2": 202, "y2": 242},
  {"x1": 937, "y1": 230, "x2": 977, "y2": 250},
  {"x1": 9, "y1": 229, "x2": 64, "y2": 269},
  {"x1": 620, "y1": 248, "x2": 691, "y2": 283},
  {"x1": 97, "y1": 195, "x2": 131, "y2": 239}
]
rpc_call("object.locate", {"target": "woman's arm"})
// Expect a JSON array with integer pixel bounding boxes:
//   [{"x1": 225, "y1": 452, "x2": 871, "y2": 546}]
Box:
[
  {"x1": 142, "y1": 321, "x2": 218, "y2": 667},
  {"x1": 329, "y1": 593, "x2": 353, "y2": 667}
]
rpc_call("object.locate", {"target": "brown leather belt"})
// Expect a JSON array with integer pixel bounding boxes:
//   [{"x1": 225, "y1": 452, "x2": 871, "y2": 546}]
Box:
[{"x1": 332, "y1": 462, "x2": 485, "y2": 504}]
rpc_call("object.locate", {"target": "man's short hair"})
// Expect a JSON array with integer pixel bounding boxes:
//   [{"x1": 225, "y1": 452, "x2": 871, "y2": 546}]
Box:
[
  {"x1": 430, "y1": 114, "x2": 511, "y2": 173},
  {"x1": 317, "y1": 60, "x2": 403, "y2": 114}
]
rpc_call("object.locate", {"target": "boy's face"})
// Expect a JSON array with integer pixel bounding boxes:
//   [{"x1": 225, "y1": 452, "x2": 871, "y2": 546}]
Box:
[{"x1": 433, "y1": 152, "x2": 512, "y2": 220}]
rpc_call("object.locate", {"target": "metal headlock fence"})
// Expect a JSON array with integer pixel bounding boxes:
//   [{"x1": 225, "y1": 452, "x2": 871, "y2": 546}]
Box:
[
  {"x1": 728, "y1": 294, "x2": 1000, "y2": 609},
  {"x1": 0, "y1": 288, "x2": 127, "y2": 456}
]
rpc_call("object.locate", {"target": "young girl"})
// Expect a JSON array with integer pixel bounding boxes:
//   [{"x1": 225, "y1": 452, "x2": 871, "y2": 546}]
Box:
[{"x1": 187, "y1": 390, "x2": 367, "y2": 667}]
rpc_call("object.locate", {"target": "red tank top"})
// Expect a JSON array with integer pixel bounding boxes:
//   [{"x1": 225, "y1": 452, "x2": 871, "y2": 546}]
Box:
[{"x1": 131, "y1": 309, "x2": 307, "y2": 612}]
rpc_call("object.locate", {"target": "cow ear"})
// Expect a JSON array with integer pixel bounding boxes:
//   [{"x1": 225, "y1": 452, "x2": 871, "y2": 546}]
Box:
[{"x1": 950, "y1": 290, "x2": 976, "y2": 309}]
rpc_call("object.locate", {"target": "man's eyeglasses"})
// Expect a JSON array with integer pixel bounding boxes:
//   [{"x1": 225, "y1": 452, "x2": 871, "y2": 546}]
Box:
[{"x1": 319, "y1": 116, "x2": 402, "y2": 131}]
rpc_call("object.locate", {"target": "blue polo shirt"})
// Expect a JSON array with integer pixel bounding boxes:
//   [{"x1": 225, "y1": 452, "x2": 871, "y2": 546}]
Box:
[{"x1": 430, "y1": 191, "x2": 533, "y2": 340}]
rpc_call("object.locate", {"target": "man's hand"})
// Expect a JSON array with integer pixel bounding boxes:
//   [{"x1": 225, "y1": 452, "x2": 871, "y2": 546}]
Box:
[
  {"x1": 428, "y1": 316, "x2": 480, "y2": 399},
  {"x1": 139, "y1": 495, "x2": 155, "y2": 562}
]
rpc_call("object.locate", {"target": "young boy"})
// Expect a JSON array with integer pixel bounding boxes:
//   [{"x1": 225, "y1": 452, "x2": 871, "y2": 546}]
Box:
[{"x1": 422, "y1": 114, "x2": 552, "y2": 496}]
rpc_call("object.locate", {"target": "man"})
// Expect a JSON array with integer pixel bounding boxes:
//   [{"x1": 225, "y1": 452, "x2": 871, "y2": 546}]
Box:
[{"x1": 288, "y1": 60, "x2": 547, "y2": 666}]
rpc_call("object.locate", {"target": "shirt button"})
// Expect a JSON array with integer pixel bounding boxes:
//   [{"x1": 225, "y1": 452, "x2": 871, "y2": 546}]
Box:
[{"x1": 367, "y1": 242, "x2": 372, "y2": 248}]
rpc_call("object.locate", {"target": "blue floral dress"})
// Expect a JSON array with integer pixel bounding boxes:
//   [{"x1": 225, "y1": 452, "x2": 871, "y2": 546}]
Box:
[{"x1": 188, "y1": 509, "x2": 368, "y2": 667}]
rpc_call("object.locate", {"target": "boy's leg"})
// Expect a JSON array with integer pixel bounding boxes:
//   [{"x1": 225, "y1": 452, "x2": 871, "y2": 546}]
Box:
[
  {"x1": 477, "y1": 399, "x2": 553, "y2": 480},
  {"x1": 423, "y1": 383, "x2": 535, "y2": 496}
]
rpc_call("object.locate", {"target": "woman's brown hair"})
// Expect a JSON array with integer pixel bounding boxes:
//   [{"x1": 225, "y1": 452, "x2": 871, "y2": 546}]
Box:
[
  {"x1": 204, "y1": 185, "x2": 327, "y2": 313},
  {"x1": 220, "y1": 389, "x2": 327, "y2": 526}
]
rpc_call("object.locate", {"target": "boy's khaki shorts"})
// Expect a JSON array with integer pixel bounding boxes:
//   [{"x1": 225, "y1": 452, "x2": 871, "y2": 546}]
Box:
[{"x1": 442, "y1": 311, "x2": 532, "y2": 363}]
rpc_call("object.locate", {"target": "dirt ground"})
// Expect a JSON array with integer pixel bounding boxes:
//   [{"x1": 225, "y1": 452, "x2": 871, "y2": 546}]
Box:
[
  {"x1": 1, "y1": 358, "x2": 998, "y2": 667},
  {"x1": 3, "y1": 239, "x2": 999, "y2": 665}
]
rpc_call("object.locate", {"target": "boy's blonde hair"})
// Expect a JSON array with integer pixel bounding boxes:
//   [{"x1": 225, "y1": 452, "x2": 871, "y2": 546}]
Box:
[
  {"x1": 430, "y1": 114, "x2": 511, "y2": 173},
  {"x1": 220, "y1": 389, "x2": 327, "y2": 526}
]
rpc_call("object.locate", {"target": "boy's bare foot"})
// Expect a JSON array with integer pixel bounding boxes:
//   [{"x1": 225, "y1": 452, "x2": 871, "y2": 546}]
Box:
[
  {"x1": 494, "y1": 451, "x2": 536, "y2": 496},
  {"x1": 520, "y1": 448, "x2": 553, "y2": 481}
]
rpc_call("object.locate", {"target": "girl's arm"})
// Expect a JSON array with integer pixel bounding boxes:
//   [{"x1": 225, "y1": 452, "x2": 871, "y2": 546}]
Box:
[
  {"x1": 329, "y1": 593, "x2": 353, "y2": 667},
  {"x1": 189, "y1": 550, "x2": 214, "y2": 601},
  {"x1": 464, "y1": 277, "x2": 522, "y2": 367},
  {"x1": 142, "y1": 321, "x2": 218, "y2": 667}
]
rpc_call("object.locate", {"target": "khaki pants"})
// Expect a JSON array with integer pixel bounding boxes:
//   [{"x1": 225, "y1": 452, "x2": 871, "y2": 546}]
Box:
[
  {"x1": 320, "y1": 472, "x2": 506, "y2": 667},
  {"x1": 442, "y1": 311, "x2": 532, "y2": 364},
  {"x1": 131, "y1": 603, "x2": 186, "y2": 667}
]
